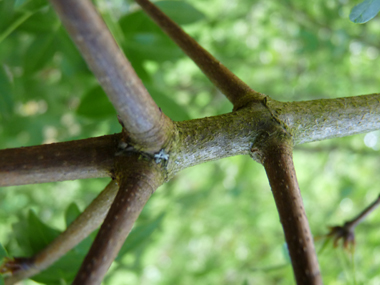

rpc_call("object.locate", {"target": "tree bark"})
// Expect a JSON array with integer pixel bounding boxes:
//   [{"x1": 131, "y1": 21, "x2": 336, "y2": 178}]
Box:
[
  {"x1": 262, "y1": 141, "x2": 322, "y2": 284},
  {"x1": 2, "y1": 94, "x2": 380, "y2": 186},
  {"x1": 50, "y1": 0, "x2": 173, "y2": 151},
  {"x1": 135, "y1": 0, "x2": 264, "y2": 109},
  {"x1": 72, "y1": 152, "x2": 164, "y2": 284},
  {"x1": 4, "y1": 180, "x2": 118, "y2": 285},
  {"x1": 0, "y1": 134, "x2": 120, "y2": 186}
]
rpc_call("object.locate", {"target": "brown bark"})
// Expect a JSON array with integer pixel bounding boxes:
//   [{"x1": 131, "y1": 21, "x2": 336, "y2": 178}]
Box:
[
  {"x1": 4, "y1": 180, "x2": 118, "y2": 285},
  {"x1": 2, "y1": 93, "x2": 380, "y2": 187},
  {"x1": 0, "y1": 134, "x2": 120, "y2": 187},
  {"x1": 135, "y1": 0, "x2": 265, "y2": 109},
  {"x1": 1, "y1": 0, "x2": 380, "y2": 284},
  {"x1": 50, "y1": 0, "x2": 173, "y2": 152},
  {"x1": 72, "y1": 152, "x2": 164, "y2": 285},
  {"x1": 262, "y1": 142, "x2": 322, "y2": 284}
]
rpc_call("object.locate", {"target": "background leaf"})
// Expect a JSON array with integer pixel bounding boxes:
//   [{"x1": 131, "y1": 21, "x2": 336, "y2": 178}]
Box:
[
  {"x1": 65, "y1": 203, "x2": 81, "y2": 227},
  {"x1": 0, "y1": 243, "x2": 8, "y2": 260},
  {"x1": 116, "y1": 212, "x2": 165, "y2": 260},
  {"x1": 12, "y1": 210, "x2": 61, "y2": 256},
  {"x1": 76, "y1": 86, "x2": 117, "y2": 119},
  {"x1": 155, "y1": 1, "x2": 205, "y2": 25},
  {"x1": 23, "y1": 33, "x2": 57, "y2": 75},
  {"x1": 0, "y1": 66, "x2": 14, "y2": 121},
  {"x1": 146, "y1": 84, "x2": 191, "y2": 121},
  {"x1": 349, "y1": 0, "x2": 380, "y2": 23},
  {"x1": 118, "y1": 0, "x2": 206, "y2": 63}
]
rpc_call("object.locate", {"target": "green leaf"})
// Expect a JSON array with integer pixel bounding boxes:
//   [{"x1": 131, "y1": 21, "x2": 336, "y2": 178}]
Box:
[
  {"x1": 17, "y1": 7, "x2": 59, "y2": 34},
  {"x1": 349, "y1": 0, "x2": 380, "y2": 23},
  {"x1": 119, "y1": 1, "x2": 206, "y2": 63},
  {"x1": 156, "y1": 1, "x2": 205, "y2": 25},
  {"x1": 0, "y1": 11, "x2": 33, "y2": 44},
  {"x1": 119, "y1": 6, "x2": 184, "y2": 62},
  {"x1": 0, "y1": 66, "x2": 14, "y2": 120},
  {"x1": 32, "y1": 230, "x2": 97, "y2": 284},
  {"x1": 23, "y1": 33, "x2": 57, "y2": 75},
  {"x1": 0, "y1": 0, "x2": 15, "y2": 32},
  {"x1": 13, "y1": 210, "x2": 61, "y2": 255},
  {"x1": 76, "y1": 86, "x2": 117, "y2": 119},
  {"x1": 32, "y1": 250, "x2": 84, "y2": 284},
  {"x1": 65, "y1": 203, "x2": 81, "y2": 228},
  {"x1": 127, "y1": 32, "x2": 183, "y2": 62},
  {"x1": 55, "y1": 27, "x2": 89, "y2": 77},
  {"x1": 116, "y1": 212, "x2": 165, "y2": 260},
  {"x1": 14, "y1": 0, "x2": 48, "y2": 11},
  {"x1": 0, "y1": 243, "x2": 8, "y2": 260},
  {"x1": 146, "y1": 85, "x2": 191, "y2": 121},
  {"x1": 0, "y1": 243, "x2": 8, "y2": 285}
]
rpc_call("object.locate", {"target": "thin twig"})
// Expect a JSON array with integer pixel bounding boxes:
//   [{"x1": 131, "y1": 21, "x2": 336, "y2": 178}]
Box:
[
  {"x1": 49, "y1": 0, "x2": 173, "y2": 151},
  {"x1": 346, "y1": 195, "x2": 380, "y2": 228},
  {"x1": 72, "y1": 153, "x2": 164, "y2": 285},
  {"x1": 135, "y1": 0, "x2": 265, "y2": 109},
  {"x1": 327, "y1": 194, "x2": 380, "y2": 249},
  {"x1": 262, "y1": 141, "x2": 322, "y2": 284},
  {"x1": 2, "y1": 180, "x2": 119, "y2": 285}
]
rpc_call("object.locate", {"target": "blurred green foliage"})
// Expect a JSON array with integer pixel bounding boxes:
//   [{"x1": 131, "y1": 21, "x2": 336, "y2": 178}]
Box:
[{"x1": 1, "y1": 0, "x2": 380, "y2": 284}]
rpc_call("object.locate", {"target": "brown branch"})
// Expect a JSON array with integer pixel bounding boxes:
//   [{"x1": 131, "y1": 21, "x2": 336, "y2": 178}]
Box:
[
  {"x1": 72, "y1": 152, "x2": 164, "y2": 285},
  {"x1": 2, "y1": 93, "x2": 379, "y2": 187},
  {"x1": 3, "y1": 180, "x2": 118, "y2": 285},
  {"x1": 0, "y1": 134, "x2": 121, "y2": 187},
  {"x1": 49, "y1": 0, "x2": 173, "y2": 151},
  {"x1": 327, "y1": 194, "x2": 380, "y2": 249},
  {"x1": 135, "y1": 0, "x2": 265, "y2": 109},
  {"x1": 262, "y1": 141, "x2": 322, "y2": 284}
]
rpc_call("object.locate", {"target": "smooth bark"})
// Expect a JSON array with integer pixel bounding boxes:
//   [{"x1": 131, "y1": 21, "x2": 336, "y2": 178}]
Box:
[
  {"x1": 0, "y1": 134, "x2": 120, "y2": 187},
  {"x1": 262, "y1": 142, "x2": 322, "y2": 284},
  {"x1": 72, "y1": 152, "x2": 164, "y2": 285},
  {"x1": 4, "y1": 180, "x2": 118, "y2": 285},
  {"x1": 50, "y1": 0, "x2": 173, "y2": 151}
]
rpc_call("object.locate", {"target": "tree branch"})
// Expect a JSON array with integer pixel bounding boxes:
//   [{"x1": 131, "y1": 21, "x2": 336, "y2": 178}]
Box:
[
  {"x1": 327, "y1": 194, "x2": 380, "y2": 249},
  {"x1": 262, "y1": 141, "x2": 322, "y2": 284},
  {"x1": 268, "y1": 93, "x2": 380, "y2": 145},
  {"x1": 135, "y1": 0, "x2": 265, "y2": 109},
  {"x1": 0, "y1": 134, "x2": 120, "y2": 187},
  {"x1": 49, "y1": 0, "x2": 173, "y2": 151},
  {"x1": 3, "y1": 180, "x2": 118, "y2": 285},
  {"x1": 2, "y1": 94, "x2": 379, "y2": 186},
  {"x1": 72, "y1": 152, "x2": 164, "y2": 285}
]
